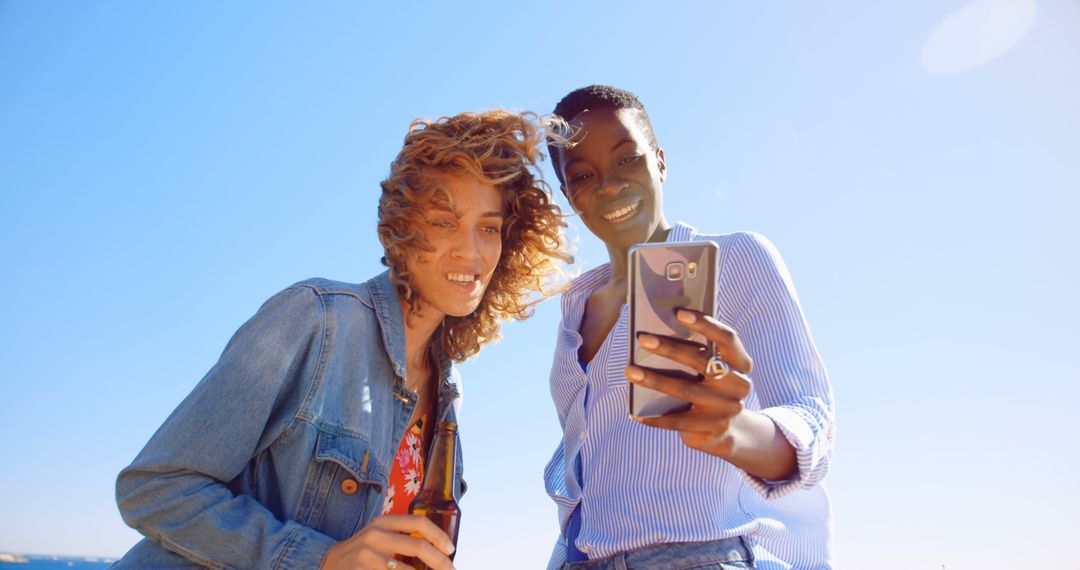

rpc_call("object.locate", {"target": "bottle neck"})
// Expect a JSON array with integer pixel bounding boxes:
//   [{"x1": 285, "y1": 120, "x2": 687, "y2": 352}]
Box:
[{"x1": 419, "y1": 422, "x2": 457, "y2": 499}]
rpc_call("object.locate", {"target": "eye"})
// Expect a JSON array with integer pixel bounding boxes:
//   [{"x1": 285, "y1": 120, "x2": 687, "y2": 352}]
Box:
[
  {"x1": 568, "y1": 171, "x2": 593, "y2": 184},
  {"x1": 482, "y1": 224, "x2": 502, "y2": 234},
  {"x1": 428, "y1": 217, "x2": 455, "y2": 229},
  {"x1": 618, "y1": 154, "x2": 643, "y2": 166}
]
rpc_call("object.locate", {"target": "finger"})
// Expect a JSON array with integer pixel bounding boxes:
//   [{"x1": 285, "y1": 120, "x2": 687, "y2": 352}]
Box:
[
  {"x1": 390, "y1": 536, "x2": 454, "y2": 570},
  {"x1": 636, "y1": 410, "x2": 735, "y2": 433},
  {"x1": 349, "y1": 525, "x2": 408, "y2": 554},
  {"x1": 355, "y1": 548, "x2": 417, "y2": 570},
  {"x1": 368, "y1": 515, "x2": 455, "y2": 556},
  {"x1": 626, "y1": 366, "x2": 751, "y2": 405},
  {"x1": 675, "y1": 310, "x2": 753, "y2": 374},
  {"x1": 357, "y1": 529, "x2": 451, "y2": 570},
  {"x1": 635, "y1": 332, "x2": 711, "y2": 374},
  {"x1": 712, "y1": 369, "x2": 752, "y2": 399}
]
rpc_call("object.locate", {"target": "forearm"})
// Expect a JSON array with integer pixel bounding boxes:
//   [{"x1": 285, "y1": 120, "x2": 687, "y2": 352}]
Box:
[
  {"x1": 115, "y1": 284, "x2": 332, "y2": 568},
  {"x1": 724, "y1": 409, "x2": 797, "y2": 481},
  {"x1": 117, "y1": 465, "x2": 335, "y2": 569},
  {"x1": 725, "y1": 232, "x2": 835, "y2": 489}
]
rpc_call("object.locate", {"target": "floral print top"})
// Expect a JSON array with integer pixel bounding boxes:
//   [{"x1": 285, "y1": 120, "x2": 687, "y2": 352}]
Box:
[{"x1": 382, "y1": 409, "x2": 430, "y2": 515}]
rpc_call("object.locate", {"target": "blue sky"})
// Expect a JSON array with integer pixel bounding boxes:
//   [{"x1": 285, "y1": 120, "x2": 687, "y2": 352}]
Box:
[{"x1": 2, "y1": 1, "x2": 1077, "y2": 567}]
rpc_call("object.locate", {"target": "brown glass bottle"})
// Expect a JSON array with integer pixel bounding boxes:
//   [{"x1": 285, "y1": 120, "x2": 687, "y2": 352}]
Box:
[{"x1": 402, "y1": 421, "x2": 460, "y2": 569}]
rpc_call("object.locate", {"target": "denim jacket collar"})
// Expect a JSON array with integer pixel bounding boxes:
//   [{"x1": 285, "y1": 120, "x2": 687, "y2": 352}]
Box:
[
  {"x1": 366, "y1": 271, "x2": 409, "y2": 379},
  {"x1": 366, "y1": 271, "x2": 462, "y2": 416}
]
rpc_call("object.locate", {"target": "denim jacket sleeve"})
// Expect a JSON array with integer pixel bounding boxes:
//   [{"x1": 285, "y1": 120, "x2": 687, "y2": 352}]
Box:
[{"x1": 116, "y1": 285, "x2": 336, "y2": 569}]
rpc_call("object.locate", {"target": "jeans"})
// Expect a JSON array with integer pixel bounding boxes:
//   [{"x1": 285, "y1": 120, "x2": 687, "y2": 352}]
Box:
[{"x1": 564, "y1": 537, "x2": 755, "y2": 570}]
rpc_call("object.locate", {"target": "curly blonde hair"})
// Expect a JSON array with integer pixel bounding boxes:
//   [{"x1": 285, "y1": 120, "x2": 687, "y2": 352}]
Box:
[{"x1": 378, "y1": 110, "x2": 572, "y2": 362}]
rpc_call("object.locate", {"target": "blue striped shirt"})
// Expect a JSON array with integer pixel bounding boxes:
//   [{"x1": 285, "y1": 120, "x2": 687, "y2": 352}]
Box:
[{"x1": 544, "y1": 223, "x2": 835, "y2": 570}]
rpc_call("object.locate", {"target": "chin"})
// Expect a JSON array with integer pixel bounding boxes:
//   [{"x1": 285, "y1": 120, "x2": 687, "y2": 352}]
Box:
[
  {"x1": 604, "y1": 223, "x2": 650, "y2": 244},
  {"x1": 445, "y1": 301, "x2": 483, "y2": 318}
]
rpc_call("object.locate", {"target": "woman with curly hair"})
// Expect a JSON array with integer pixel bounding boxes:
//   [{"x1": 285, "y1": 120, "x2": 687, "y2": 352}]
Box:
[{"x1": 111, "y1": 110, "x2": 570, "y2": 570}]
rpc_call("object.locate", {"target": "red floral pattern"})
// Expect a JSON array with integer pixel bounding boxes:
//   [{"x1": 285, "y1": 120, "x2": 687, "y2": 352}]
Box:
[{"x1": 382, "y1": 411, "x2": 429, "y2": 515}]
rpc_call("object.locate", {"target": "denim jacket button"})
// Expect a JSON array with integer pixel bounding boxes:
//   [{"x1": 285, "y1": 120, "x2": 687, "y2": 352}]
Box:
[{"x1": 341, "y1": 479, "x2": 359, "y2": 495}]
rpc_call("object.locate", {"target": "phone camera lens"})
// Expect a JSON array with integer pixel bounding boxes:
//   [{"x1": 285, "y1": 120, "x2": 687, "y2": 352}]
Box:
[{"x1": 665, "y1": 262, "x2": 685, "y2": 281}]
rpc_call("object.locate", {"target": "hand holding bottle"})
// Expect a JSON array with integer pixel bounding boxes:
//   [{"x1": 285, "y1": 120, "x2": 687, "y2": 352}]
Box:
[
  {"x1": 403, "y1": 422, "x2": 461, "y2": 570},
  {"x1": 320, "y1": 514, "x2": 455, "y2": 570}
]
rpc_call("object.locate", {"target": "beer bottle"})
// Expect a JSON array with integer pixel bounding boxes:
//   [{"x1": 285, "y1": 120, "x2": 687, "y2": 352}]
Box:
[{"x1": 403, "y1": 421, "x2": 461, "y2": 568}]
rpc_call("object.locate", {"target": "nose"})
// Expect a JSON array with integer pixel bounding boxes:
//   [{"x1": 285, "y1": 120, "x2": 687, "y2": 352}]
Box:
[
  {"x1": 450, "y1": 226, "x2": 482, "y2": 261},
  {"x1": 597, "y1": 171, "x2": 628, "y2": 198}
]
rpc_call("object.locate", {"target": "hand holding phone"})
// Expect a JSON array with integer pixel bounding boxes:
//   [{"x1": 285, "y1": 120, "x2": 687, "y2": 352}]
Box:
[
  {"x1": 625, "y1": 241, "x2": 787, "y2": 471},
  {"x1": 627, "y1": 241, "x2": 718, "y2": 417}
]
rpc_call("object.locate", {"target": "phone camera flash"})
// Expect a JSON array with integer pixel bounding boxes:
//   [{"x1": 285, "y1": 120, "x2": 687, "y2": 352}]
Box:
[{"x1": 687, "y1": 262, "x2": 698, "y2": 278}]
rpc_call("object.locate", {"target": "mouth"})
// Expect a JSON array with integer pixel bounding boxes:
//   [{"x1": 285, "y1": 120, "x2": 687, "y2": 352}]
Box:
[
  {"x1": 446, "y1": 272, "x2": 481, "y2": 291},
  {"x1": 601, "y1": 198, "x2": 642, "y2": 223}
]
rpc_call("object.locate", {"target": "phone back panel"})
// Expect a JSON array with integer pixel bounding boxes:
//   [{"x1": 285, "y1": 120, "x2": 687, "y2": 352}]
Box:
[{"x1": 627, "y1": 241, "x2": 718, "y2": 417}]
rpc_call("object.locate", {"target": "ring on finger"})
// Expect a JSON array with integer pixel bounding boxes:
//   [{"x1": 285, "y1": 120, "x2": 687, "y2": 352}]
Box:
[
  {"x1": 386, "y1": 559, "x2": 400, "y2": 569},
  {"x1": 704, "y1": 354, "x2": 730, "y2": 379}
]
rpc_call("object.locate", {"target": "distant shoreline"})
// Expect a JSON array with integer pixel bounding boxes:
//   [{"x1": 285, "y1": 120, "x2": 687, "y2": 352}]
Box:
[{"x1": 0, "y1": 553, "x2": 116, "y2": 567}]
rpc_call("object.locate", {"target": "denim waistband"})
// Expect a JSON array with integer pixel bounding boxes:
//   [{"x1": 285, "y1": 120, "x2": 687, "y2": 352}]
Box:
[{"x1": 565, "y1": 536, "x2": 754, "y2": 570}]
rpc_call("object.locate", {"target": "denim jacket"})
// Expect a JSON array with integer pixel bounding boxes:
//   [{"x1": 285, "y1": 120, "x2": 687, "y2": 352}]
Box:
[{"x1": 112, "y1": 272, "x2": 465, "y2": 569}]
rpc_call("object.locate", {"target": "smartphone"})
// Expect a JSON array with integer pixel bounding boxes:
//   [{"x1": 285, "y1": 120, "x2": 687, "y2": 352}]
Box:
[{"x1": 627, "y1": 241, "x2": 718, "y2": 418}]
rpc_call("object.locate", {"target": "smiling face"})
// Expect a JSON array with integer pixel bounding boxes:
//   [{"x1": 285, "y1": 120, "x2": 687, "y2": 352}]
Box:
[
  {"x1": 557, "y1": 107, "x2": 670, "y2": 257},
  {"x1": 404, "y1": 173, "x2": 505, "y2": 320}
]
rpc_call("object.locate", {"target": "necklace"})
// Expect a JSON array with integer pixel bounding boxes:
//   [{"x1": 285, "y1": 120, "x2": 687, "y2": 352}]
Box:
[{"x1": 405, "y1": 347, "x2": 433, "y2": 394}]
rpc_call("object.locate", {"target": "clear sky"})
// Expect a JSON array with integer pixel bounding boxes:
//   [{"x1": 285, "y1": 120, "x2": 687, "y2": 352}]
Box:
[{"x1": 2, "y1": 1, "x2": 1077, "y2": 568}]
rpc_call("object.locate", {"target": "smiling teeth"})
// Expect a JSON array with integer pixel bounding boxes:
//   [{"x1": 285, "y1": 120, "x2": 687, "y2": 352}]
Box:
[
  {"x1": 603, "y1": 201, "x2": 640, "y2": 221},
  {"x1": 447, "y1": 273, "x2": 476, "y2": 283}
]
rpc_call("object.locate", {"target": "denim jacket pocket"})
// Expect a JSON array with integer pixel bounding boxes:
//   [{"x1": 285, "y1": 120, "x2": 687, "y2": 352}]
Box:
[{"x1": 297, "y1": 428, "x2": 386, "y2": 541}]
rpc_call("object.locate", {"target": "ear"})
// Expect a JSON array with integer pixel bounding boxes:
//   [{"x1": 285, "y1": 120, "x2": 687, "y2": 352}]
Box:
[{"x1": 656, "y1": 148, "x2": 667, "y2": 183}]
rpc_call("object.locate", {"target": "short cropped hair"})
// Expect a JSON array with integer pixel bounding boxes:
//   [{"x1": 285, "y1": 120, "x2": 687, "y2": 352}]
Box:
[
  {"x1": 378, "y1": 110, "x2": 571, "y2": 362},
  {"x1": 548, "y1": 85, "x2": 659, "y2": 184}
]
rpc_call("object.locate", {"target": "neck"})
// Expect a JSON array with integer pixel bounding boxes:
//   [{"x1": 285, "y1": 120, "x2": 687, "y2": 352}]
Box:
[
  {"x1": 606, "y1": 217, "x2": 672, "y2": 280},
  {"x1": 400, "y1": 294, "x2": 445, "y2": 382}
]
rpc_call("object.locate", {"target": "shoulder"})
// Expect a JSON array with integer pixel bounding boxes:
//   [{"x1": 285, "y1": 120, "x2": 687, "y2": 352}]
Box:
[
  {"x1": 677, "y1": 225, "x2": 784, "y2": 270},
  {"x1": 676, "y1": 223, "x2": 775, "y2": 253},
  {"x1": 723, "y1": 232, "x2": 786, "y2": 273},
  {"x1": 248, "y1": 277, "x2": 381, "y2": 332},
  {"x1": 288, "y1": 277, "x2": 369, "y2": 299},
  {"x1": 283, "y1": 277, "x2": 380, "y2": 310}
]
